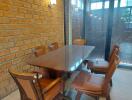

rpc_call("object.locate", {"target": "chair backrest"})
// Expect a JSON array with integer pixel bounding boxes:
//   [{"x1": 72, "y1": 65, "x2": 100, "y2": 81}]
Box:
[
  {"x1": 34, "y1": 45, "x2": 46, "y2": 57},
  {"x1": 73, "y1": 38, "x2": 86, "y2": 45},
  {"x1": 109, "y1": 45, "x2": 120, "y2": 61},
  {"x1": 103, "y1": 55, "x2": 120, "y2": 94},
  {"x1": 48, "y1": 42, "x2": 59, "y2": 51},
  {"x1": 9, "y1": 68, "x2": 43, "y2": 100}
]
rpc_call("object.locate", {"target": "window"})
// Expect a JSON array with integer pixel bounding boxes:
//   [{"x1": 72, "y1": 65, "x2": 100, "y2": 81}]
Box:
[
  {"x1": 71, "y1": 0, "x2": 76, "y2": 5},
  {"x1": 71, "y1": 0, "x2": 83, "y2": 9},
  {"x1": 120, "y1": 0, "x2": 132, "y2": 7},
  {"x1": 105, "y1": 1, "x2": 109, "y2": 8},
  {"x1": 120, "y1": 0, "x2": 127, "y2": 7},
  {"x1": 114, "y1": 0, "x2": 118, "y2": 8},
  {"x1": 121, "y1": 8, "x2": 132, "y2": 29},
  {"x1": 91, "y1": 0, "x2": 119, "y2": 10},
  {"x1": 91, "y1": 2, "x2": 103, "y2": 10}
]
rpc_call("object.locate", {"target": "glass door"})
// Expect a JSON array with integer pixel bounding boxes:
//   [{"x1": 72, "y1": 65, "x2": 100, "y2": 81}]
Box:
[
  {"x1": 64, "y1": 0, "x2": 132, "y2": 67},
  {"x1": 84, "y1": 0, "x2": 111, "y2": 59},
  {"x1": 111, "y1": 0, "x2": 132, "y2": 67}
]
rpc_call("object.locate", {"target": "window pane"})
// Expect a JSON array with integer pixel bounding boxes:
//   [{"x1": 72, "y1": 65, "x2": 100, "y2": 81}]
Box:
[
  {"x1": 71, "y1": 0, "x2": 76, "y2": 5},
  {"x1": 91, "y1": 2, "x2": 102, "y2": 10},
  {"x1": 105, "y1": 0, "x2": 118, "y2": 9},
  {"x1": 91, "y1": 3, "x2": 97, "y2": 10},
  {"x1": 77, "y1": 0, "x2": 81, "y2": 8},
  {"x1": 105, "y1": 1, "x2": 109, "y2": 8},
  {"x1": 127, "y1": 0, "x2": 132, "y2": 6},
  {"x1": 114, "y1": 0, "x2": 118, "y2": 8},
  {"x1": 120, "y1": 0, "x2": 127, "y2": 7},
  {"x1": 97, "y1": 2, "x2": 103, "y2": 9}
]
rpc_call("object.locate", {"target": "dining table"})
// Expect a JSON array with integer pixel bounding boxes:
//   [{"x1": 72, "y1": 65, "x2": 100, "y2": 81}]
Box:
[
  {"x1": 27, "y1": 45, "x2": 95, "y2": 72},
  {"x1": 27, "y1": 45, "x2": 95, "y2": 99}
]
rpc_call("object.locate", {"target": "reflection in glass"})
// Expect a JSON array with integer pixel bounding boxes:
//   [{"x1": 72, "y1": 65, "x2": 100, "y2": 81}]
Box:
[
  {"x1": 70, "y1": 59, "x2": 83, "y2": 71},
  {"x1": 91, "y1": 2, "x2": 103, "y2": 10},
  {"x1": 120, "y1": 0, "x2": 127, "y2": 7},
  {"x1": 90, "y1": 0, "x2": 132, "y2": 11},
  {"x1": 105, "y1": 1, "x2": 109, "y2": 8},
  {"x1": 71, "y1": 0, "x2": 76, "y2": 5},
  {"x1": 77, "y1": 0, "x2": 81, "y2": 8}
]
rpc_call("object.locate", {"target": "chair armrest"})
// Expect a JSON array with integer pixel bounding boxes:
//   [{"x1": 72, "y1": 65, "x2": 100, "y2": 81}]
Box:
[
  {"x1": 20, "y1": 72, "x2": 42, "y2": 80},
  {"x1": 42, "y1": 78, "x2": 62, "y2": 93},
  {"x1": 8, "y1": 68, "x2": 42, "y2": 80},
  {"x1": 12, "y1": 71, "x2": 37, "y2": 80}
]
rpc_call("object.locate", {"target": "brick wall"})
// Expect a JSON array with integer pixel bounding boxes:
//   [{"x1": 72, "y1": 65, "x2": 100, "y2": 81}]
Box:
[{"x1": 0, "y1": 0, "x2": 64, "y2": 98}]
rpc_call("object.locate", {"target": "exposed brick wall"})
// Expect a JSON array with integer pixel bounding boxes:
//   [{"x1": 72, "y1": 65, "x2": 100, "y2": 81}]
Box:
[{"x1": 0, "y1": 0, "x2": 64, "y2": 98}]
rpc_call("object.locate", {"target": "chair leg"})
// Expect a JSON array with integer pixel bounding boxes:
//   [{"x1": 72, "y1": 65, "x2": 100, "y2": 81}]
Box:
[
  {"x1": 95, "y1": 96, "x2": 99, "y2": 100},
  {"x1": 106, "y1": 94, "x2": 111, "y2": 100},
  {"x1": 110, "y1": 79, "x2": 113, "y2": 87},
  {"x1": 75, "y1": 91, "x2": 82, "y2": 100}
]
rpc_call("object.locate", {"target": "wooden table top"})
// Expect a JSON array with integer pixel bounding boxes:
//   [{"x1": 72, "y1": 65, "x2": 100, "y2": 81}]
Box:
[{"x1": 27, "y1": 45, "x2": 95, "y2": 72}]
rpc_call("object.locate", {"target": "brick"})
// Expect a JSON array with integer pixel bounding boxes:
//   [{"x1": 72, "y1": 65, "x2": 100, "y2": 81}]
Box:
[
  {"x1": 0, "y1": 0, "x2": 12, "y2": 4},
  {"x1": 0, "y1": 17, "x2": 10, "y2": 24},
  {"x1": 0, "y1": 3, "x2": 9, "y2": 11},
  {"x1": 15, "y1": 41, "x2": 24, "y2": 46},
  {"x1": 15, "y1": 13, "x2": 25, "y2": 18},
  {"x1": 13, "y1": 0, "x2": 24, "y2": 7},
  {"x1": 24, "y1": 3, "x2": 31, "y2": 8},
  {"x1": 27, "y1": 0, "x2": 34, "y2": 3},
  {"x1": 0, "y1": 10, "x2": 3, "y2": 16},
  {"x1": 5, "y1": 61, "x2": 12, "y2": 68},
  {"x1": 4, "y1": 53, "x2": 16, "y2": 61},
  {"x1": 0, "y1": 57, "x2": 5, "y2": 63},
  {"x1": 25, "y1": 14, "x2": 32, "y2": 18},
  {"x1": 0, "y1": 37, "x2": 8, "y2": 43},
  {"x1": 0, "y1": 49, "x2": 10, "y2": 56},
  {"x1": 3, "y1": 11, "x2": 15, "y2": 17},
  {"x1": 10, "y1": 47, "x2": 19, "y2": 53},
  {"x1": 15, "y1": 51, "x2": 25, "y2": 58}
]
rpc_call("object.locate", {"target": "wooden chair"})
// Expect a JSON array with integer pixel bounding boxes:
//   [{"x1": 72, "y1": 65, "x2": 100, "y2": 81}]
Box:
[
  {"x1": 48, "y1": 42, "x2": 59, "y2": 51},
  {"x1": 32, "y1": 45, "x2": 50, "y2": 78},
  {"x1": 72, "y1": 54, "x2": 120, "y2": 100},
  {"x1": 34, "y1": 46, "x2": 47, "y2": 57},
  {"x1": 73, "y1": 38, "x2": 86, "y2": 45},
  {"x1": 86, "y1": 45, "x2": 119, "y2": 86},
  {"x1": 48, "y1": 42, "x2": 61, "y2": 78},
  {"x1": 9, "y1": 68, "x2": 63, "y2": 100}
]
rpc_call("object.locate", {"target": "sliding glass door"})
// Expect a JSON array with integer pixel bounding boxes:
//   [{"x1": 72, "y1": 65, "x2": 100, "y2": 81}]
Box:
[
  {"x1": 64, "y1": 0, "x2": 132, "y2": 67},
  {"x1": 85, "y1": 0, "x2": 132, "y2": 66},
  {"x1": 111, "y1": 0, "x2": 132, "y2": 66},
  {"x1": 85, "y1": 0, "x2": 111, "y2": 59}
]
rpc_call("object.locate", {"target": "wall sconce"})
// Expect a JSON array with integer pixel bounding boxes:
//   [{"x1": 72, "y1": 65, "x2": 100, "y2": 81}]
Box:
[{"x1": 48, "y1": 0, "x2": 56, "y2": 8}]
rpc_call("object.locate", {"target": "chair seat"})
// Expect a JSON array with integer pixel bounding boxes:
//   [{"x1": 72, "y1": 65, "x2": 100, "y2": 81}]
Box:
[
  {"x1": 39, "y1": 78, "x2": 63, "y2": 100},
  {"x1": 72, "y1": 71, "x2": 105, "y2": 94},
  {"x1": 87, "y1": 59, "x2": 109, "y2": 73},
  {"x1": 39, "y1": 78, "x2": 54, "y2": 88}
]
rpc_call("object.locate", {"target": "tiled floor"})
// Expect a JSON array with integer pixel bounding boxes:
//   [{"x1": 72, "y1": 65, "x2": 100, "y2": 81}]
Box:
[{"x1": 2, "y1": 68, "x2": 132, "y2": 100}]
